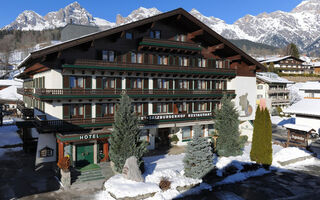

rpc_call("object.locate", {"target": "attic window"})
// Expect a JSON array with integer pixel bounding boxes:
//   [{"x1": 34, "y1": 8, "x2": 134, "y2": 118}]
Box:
[
  {"x1": 125, "y1": 32, "x2": 133, "y2": 40},
  {"x1": 150, "y1": 30, "x2": 161, "y2": 39},
  {"x1": 40, "y1": 146, "x2": 53, "y2": 157}
]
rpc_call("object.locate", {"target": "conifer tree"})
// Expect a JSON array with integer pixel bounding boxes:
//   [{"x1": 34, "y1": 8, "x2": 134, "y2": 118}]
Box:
[
  {"x1": 215, "y1": 96, "x2": 243, "y2": 157},
  {"x1": 285, "y1": 43, "x2": 300, "y2": 59},
  {"x1": 250, "y1": 105, "x2": 262, "y2": 161},
  {"x1": 109, "y1": 92, "x2": 148, "y2": 173},
  {"x1": 183, "y1": 124, "x2": 214, "y2": 179}
]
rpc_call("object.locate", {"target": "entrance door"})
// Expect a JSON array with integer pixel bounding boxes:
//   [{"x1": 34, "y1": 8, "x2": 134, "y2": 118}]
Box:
[
  {"x1": 76, "y1": 144, "x2": 94, "y2": 167},
  {"x1": 158, "y1": 128, "x2": 170, "y2": 147},
  {"x1": 173, "y1": 103, "x2": 179, "y2": 114}
]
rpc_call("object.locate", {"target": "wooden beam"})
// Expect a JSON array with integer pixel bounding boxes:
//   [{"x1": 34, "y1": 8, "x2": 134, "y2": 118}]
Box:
[
  {"x1": 208, "y1": 44, "x2": 224, "y2": 52},
  {"x1": 248, "y1": 65, "x2": 256, "y2": 70},
  {"x1": 176, "y1": 14, "x2": 182, "y2": 20},
  {"x1": 120, "y1": 31, "x2": 125, "y2": 38},
  {"x1": 227, "y1": 55, "x2": 241, "y2": 61},
  {"x1": 187, "y1": 29, "x2": 204, "y2": 40}
]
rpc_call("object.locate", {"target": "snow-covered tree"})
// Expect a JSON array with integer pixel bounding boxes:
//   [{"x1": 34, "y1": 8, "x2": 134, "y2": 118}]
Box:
[
  {"x1": 215, "y1": 96, "x2": 243, "y2": 157},
  {"x1": 109, "y1": 92, "x2": 147, "y2": 173},
  {"x1": 183, "y1": 124, "x2": 214, "y2": 179}
]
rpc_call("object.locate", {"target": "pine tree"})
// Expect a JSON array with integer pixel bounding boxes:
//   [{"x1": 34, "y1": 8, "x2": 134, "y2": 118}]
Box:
[
  {"x1": 109, "y1": 92, "x2": 148, "y2": 173},
  {"x1": 215, "y1": 95, "x2": 243, "y2": 157},
  {"x1": 183, "y1": 124, "x2": 214, "y2": 179},
  {"x1": 250, "y1": 107, "x2": 273, "y2": 165},
  {"x1": 250, "y1": 105, "x2": 262, "y2": 161},
  {"x1": 285, "y1": 43, "x2": 300, "y2": 59}
]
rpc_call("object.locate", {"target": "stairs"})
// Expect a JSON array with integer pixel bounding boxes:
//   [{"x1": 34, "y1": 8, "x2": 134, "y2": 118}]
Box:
[{"x1": 71, "y1": 167, "x2": 105, "y2": 183}]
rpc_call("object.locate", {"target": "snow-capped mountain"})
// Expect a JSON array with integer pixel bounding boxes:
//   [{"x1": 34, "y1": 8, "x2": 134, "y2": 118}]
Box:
[
  {"x1": 3, "y1": 2, "x2": 115, "y2": 31},
  {"x1": 3, "y1": 0, "x2": 320, "y2": 52},
  {"x1": 116, "y1": 7, "x2": 161, "y2": 25}
]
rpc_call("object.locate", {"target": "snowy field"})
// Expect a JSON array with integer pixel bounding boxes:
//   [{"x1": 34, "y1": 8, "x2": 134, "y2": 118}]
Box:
[
  {"x1": 95, "y1": 144, "x2": 318, "y2": 200},
  {"x1": 0, "y1": 125, "x2": 22, "y2": 158}
]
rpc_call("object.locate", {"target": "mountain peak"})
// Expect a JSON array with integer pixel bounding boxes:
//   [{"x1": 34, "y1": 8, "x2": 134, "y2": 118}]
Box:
[
  {"x1": 292, "y1": 0, "x2": 320, "y2": 12},
  {"x1": 116, "y1": 7, "x2": 161, "y2": 25}
]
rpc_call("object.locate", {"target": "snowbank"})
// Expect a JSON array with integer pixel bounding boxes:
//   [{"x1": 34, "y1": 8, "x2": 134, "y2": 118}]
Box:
[
  {"x1": 0, "y1": 126, "x2": 22, "y2": 147},
  {"x1": 0, "y1": 85, "x2": 22, "y2": 101},
  {"x1": 0, "y1": 147, "x2": 22, "y2": 158},
  {"x1": 273, "y1": 147, "x2": 313, "y2": 167},
  {"x1": 271, "y1": 116, "x2": 284, "y2": 125}
]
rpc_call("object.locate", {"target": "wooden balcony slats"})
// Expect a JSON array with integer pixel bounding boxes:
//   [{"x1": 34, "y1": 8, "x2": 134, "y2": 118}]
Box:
[
  {"x1": 139, "y1": 38, "x2": 202, "y2": 52},
  {"x1": 70, "y1": 59, "x2": 236, "y2": 76}
]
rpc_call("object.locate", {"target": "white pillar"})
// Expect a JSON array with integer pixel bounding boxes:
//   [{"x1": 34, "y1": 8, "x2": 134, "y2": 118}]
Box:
[
  {"x1": 122, "y1": 77, "x2": 126, "y2": 90},
  {"x1": 94, "y1": 142, "x2": 97, "y2": 164},
  {"x1": 149, "y1": 78, "x2": 153, "y2": 89},
  {"x1": 92, "y1": 103, "x2": 96, "y2": 118},
  {"x1": 148, "y1": 102, "x2": 153, "y2": 115},
  {"x1": 72, "y1": 144, "x2": 76, "y2": 163},
  {"x1": 92, "y1": 75, "x2": 96, "y2": 89}
]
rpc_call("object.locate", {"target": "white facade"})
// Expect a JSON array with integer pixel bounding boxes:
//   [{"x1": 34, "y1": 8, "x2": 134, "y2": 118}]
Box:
[
  {"x1": 228, "y1": 76, "x2": 257, "y2": 121},
  {"x1": 35, "y1": 133, "x2": 57, "y2": 166},
  {"x1": 33, "y1": 69, "x2": 63, "y2": 89}
]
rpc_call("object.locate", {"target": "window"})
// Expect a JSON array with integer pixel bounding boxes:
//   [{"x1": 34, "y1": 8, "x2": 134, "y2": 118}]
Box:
[
  {"x1": 133, "y1": 103, "x2": 142, "y2": 114},
  {"x1": 197, "y1": 80, "x2": 207, "y2": 90},
  {"x1": 131, "y1": 52, "x2": 137, "y2": 63},
  {"x1": 40, "y1": 147, "x2": 53, "y2": 157},
  {"x1": 157, "y1": 78, "x2": 168, "y2": 89},
  {"x1": 178, "y1": 80, "x2": 188, "y2": 89},
  {"x1": 102, "y1": 103, "x2": 114, "y2": 116},
  {"x1": 132, "y1": 78, "x2": 142, "y2": 89},
  {"x1": 178, "y1": 102, "x2": 187, "y2": 113},
  {"x1": 103, "y1": 78, "x2": 115, "y2": 89},
  {"x1": 257, "y1": 95, "x2": 263, "y2": 99},
  {"x1": 257, "y1": 85, "x2": 263, "y2": 90},
  {"x1": 174, "y1": 34, "x2": 187, "y2": 42},
  {"x1": 208, "y1": 124, "x2": 215, "y2": 136},
  {"x1": 125, "y1": 32, "x2": 133, "y2": 39},
  {"x1": 150, "y1": 30, "x2": 161, "y2": 39},
  {"x1": 70, "y1": 76, "x2": 84, "y2": 89},
  {"x1": 156, "y1": 103, "x2": 168, "y2": 113},
  {"x1": 157, "y1": 55, "x2": 168, "y2": 65},
  {"x1": 102, "y1": 50, "x2": 115, "y2": 62},
  {"x1": 182, "y1": 126, "x2": 191, "y2": 139},
  {"x1": 70, "y1": 104, "x2": 84, "y2": 118},
  {"x1": 140, "y1": 129, "x2": 150, "y2": 142},
  {"x1": 137, "y1": 53, "x2": 143, "y2": 63}
]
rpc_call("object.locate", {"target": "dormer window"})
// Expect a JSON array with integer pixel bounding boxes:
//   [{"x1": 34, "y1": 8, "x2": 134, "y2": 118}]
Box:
[
  {"x1": 126, "y1": 32, "x2": 133, "y2": 39},
  {"x1": 102, "y1": 50, "x2": 115, "y2": 62},
  {"x1": 175, "y1": 34, "x2": 186, "y2": 42},
  {"x1": 150, "y1": 30, "x2": 161, "y2": 39}
]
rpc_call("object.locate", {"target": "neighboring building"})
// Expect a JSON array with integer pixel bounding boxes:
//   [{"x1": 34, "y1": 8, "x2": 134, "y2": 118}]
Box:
[
  {"x1": 299, "y1": 81, "x2": 320, "y2": 99},
  {"x1": 310, "y1": 62, "x2": 320, "y2": 75},
  {"x1": 16, "y1": 8, "x2": 264, "y2": 169},
  {"x1": 261, "y1": 56, "x2": 311, "y2": 74},
  {"x1": 284, "y1": 99, "x2": 320, "y2": 135},
  {"x1": 256, "y1": 72, "x2": 292, "y2": 111},
  {"x1": 61, "y1": 23, "x2": 100, "y2": 42},
  {"x1": 0, "y1": 79, "x2": 23, "y2": 111}
]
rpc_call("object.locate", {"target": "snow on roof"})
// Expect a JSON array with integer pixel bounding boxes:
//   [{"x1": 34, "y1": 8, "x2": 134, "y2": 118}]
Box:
[
  {"x1": 261, "y1": 56, "x2": 291, "y2": 63},
  {"x1": 256, "y1": 72, "x2": 293, "y2": 84},
  {"x1": 0, "y1": 79, "x2": 23, "y2": 86},
  {"x1": 299, "y1": 81, "x2": 320, "y2": 91},
  {"x1": 283, "y1": 124, "x2": 315, "y2": 132},
  {"x1": 0, "y1": 85, "x2": 22, "y2": 101},
  {"x1": 283, "y1": 99, "x2": 320, "y2": 116}
]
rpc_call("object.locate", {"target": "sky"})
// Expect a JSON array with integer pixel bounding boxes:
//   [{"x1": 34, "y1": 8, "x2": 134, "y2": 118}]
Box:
[{"x1": 0, "y1": 0, "x2": 304, "y2": 28}]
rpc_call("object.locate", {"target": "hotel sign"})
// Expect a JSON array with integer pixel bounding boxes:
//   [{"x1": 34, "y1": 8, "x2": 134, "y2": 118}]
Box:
[
  {"x1": 141, "y1": 112, "x2": 213, "y2": 121},
  {"x1": 79, "y1": 134, "x2": 100, "y2": 140}
]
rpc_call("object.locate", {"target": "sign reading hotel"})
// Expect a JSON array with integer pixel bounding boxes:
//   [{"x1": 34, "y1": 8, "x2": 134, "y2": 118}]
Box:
[{"x1": 79, "y1": 134, "x2": 100, "y2": 140}]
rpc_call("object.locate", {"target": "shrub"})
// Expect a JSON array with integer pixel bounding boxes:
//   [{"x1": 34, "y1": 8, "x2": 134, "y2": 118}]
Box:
[
  {"x1": 239, "y1": 135, "x2": 248, "y2": 149},
  {"x1": 57, "y1": 156, "x2": 70, "y2": 172},
  {"x1": 170, "y1": 134, "x2": 179, "y2": 143},
  {"x1": 159, "y1": 177, "x2": 171, "y2": 191}
]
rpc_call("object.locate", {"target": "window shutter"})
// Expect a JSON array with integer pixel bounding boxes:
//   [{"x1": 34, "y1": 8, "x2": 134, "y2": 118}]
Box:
[
  {"x1": 194, "y1": 102, "x2": 199, "y2": 111},
  {"x1": 85, "y1": 76, "x2": 92, "y2": 89},
  {"x1": 63, "y1": 75, "x2": 69, "y2": 88},
  {"x1": 143, "y1": 103, "x2": 148, "y2": 115},
  {"x1": 168, "y1": 103, "x2": 173, "y2": 113},
  {"x1": 207, "y1": 102, "x2": 210, "y2": 111},
  {"x1": 116, "y1": 52, "x2": 122, "y2": 63},
  {"x1": 169, "y1": 56, "x2": 174, "y2": 65},
  {"x1": 116, "y1": 78, "x2": 122, "y2": 89},
  {"x1": 63, "y1": 104, "x2": 70, "y2": 119},
  {"x1": 175, "y1": 57, "x2": 179, "y2": 66},
  {"x1": 207, "y1": 80, "x2": 210, "y2": 90},
  {"x1": 126, "y1": 78, "x2": 131, "y2": 89},
  {"x1": 169, "y1": 80, "x2": 173, "y2": 89},
  {"x1": 153, "y1": 103, "x2": 157, "y2": 114},
  {"x1": 189, "y1": 80, "x2": 193, "y2": 90},
  {"x1": 144, "y1": 53, "x2": 149, "y2": 64},
  {"x1": 213, "y1": 59, "x2": 217, "y2": 68},
  {"x1": 188, "y1": 103, "x2": 192, "y2": 113},
  {"x1": 194, "y1": 80, "x2": 198, "y2": 90},
  {"x1": 96, "y1": 50, "x2": 102, "y2": 60},
  {"x1": 125, "y1": 52, "x2": 131, "y2": 63},
  {"x1": 143, "y1": 79, "x2": 149, "y2": 89},
  {"x1": 96, "y1": 77, "x2": 102, "y2": 89},
  {"x1": 153, "y1": 78, "x2": 157, "y2": 89},
  {"x1": 224, "y1": 81, "x2": 227, "y2": 90},
  {"x1": 153, "y1": 55, "x2": 157, "y2": 64},
  {"x1": 85, "y1": 104, "x2": 92, "y2": 119},
  {"x1": 224, "y1": 60, "x2": 229, "y2": 68},
  {"x1": 96, "y1": 104, "x2": 102, "y2": 117},
  {"x1": 175, "y1": 80, "x2": 179, "y2": 90}
]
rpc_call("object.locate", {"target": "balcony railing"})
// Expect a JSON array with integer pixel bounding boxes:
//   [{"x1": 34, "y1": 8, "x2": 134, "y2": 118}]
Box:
[
  {"x1": 33, "y1": 88, "x2": 235, "y2": 99},
  {"x1": 268, "y1": 89, "x2": 290, "y2": 94},
  {"x1": 34, "y1": 112, "x2": 214, "y2": 132},
  {"x1": 271, "y1": 99, "x2": 290, "y2": 104},
  {"x1": 70, "y1": 59, "x2": 235, "y2": 76},
  {"x1": 17, "y1": 103, "x2": 34, "y2": 119},
  {"x1": 17, "y1": 88, "x2": 33, "y2": 95},
  {"x1": 139, "y1": 38, "x2": 202, "y2": 51}
]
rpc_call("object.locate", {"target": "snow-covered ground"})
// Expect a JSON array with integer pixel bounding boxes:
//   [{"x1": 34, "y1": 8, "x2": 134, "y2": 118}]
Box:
[
  {"x1": 96, "y1": 143, "x2": 318, "y2": 200},
  {"x1": 0, "y1": 125, "x2": 22, "y2": 158}
]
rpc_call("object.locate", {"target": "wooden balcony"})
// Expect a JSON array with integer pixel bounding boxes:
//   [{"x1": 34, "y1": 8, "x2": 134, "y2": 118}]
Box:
[
  {"x1": 17, "y1": 88, "x2": 33, "y2": 96},
  {"x1": 139, "y1": 38, "x2": 202, "y2": 52},
  {"x1": 33, "y1": 88, "x2": 235, "y2": 100},
  {"x1": 268, "y1": 89, "x2": 290, "y2": 94},
  {"x1": 271, "y1": 99, "x2": 290, "y2": 104},
  {"x1": 34, "y1": 112, "x2": 214, "y2": 133},
  {"x1": 69, "y1": 59, "x2": 236, "y2": 77}
]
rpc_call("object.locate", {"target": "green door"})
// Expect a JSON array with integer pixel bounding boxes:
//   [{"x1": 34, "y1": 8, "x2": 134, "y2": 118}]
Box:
[{"x1": 76, "y1": 144, "x2": 94, "y2": 167}]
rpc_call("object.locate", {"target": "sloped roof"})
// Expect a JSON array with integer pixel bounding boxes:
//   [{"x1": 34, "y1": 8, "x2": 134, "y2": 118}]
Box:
[
  {"x1": 283, "y1": 99, "x2": 320, "y2": 116},
  {"x1": 18, "y1": 8, "x2": 265, "y2": 71},
  {"x1": 261, "y1": 55, "x2": 304, "y2": 63},
  {"x1": 283, "y1": 124, "x2": 315, "y2": 133},
  {"x1": 299, "y1": 81, "x2": 320, "y2": 91},
  {"x1": 256, "y1": 72, "x2": 293, "y2": 84}
]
